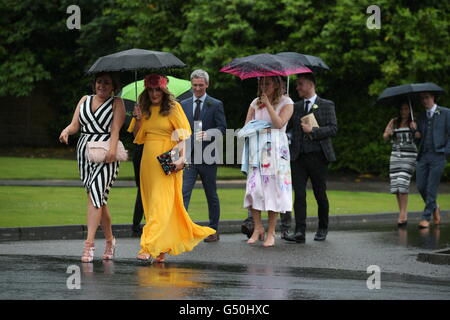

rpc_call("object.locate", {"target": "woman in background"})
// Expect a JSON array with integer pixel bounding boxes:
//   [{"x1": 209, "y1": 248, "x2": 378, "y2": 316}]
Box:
[{"x1": 383, "y1": 101, "x2": 418, "y2": 227}]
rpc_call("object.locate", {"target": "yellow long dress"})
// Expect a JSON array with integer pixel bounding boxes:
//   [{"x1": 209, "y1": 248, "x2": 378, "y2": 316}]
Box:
[{"x1": 134, "y1": 102, "x2": 216, "y2": 257}]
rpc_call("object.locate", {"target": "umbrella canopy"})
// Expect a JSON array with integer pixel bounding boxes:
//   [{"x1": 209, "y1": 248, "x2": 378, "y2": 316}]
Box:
[
  {"x1": 376, "y1": 82, "x2": 445, "y2": 105},
  {"x1": 87, "y1": 48, "x2": 186, "y2": 102},
  {"x1": 120, "y1": 76, "x2": 191, "y2": 102},
  {"x1": 87, "y1": 48, "x2": 186, "y2": 74},
  {"x1": 276, "y1": 52, "x2": 330, "y2": 72},
  {"x1": 220, "y1": 53, "x2": 312, "y2": 80},
  {"x1": 376, "y1": 82, "x2": 445, "y2": 122}
]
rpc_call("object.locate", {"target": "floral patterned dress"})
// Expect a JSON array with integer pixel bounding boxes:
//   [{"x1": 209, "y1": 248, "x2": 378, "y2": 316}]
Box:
[{"x1": 243, "y1": 95, "x2": 293, "y2": 213}]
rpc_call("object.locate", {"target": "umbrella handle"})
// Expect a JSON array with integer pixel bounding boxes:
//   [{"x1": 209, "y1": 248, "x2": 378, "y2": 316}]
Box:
[
  {"x1": 134, "y1": 70, "x2": 138, "y2": 102},
  {"x1": 408, "y1": 97, "x2": 414, "y2": 122},
  {"x1": 287, "y1": 76, "x2": 290, "y2": 96}
]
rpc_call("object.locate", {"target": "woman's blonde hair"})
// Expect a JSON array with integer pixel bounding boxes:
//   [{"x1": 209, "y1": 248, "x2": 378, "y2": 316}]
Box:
[{"x1": 257, "y1": 76, "x2": 284, "y2": 106}]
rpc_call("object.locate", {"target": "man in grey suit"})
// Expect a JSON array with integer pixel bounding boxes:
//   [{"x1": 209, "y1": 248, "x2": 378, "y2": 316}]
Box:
[
  {"x1": 414, "y1": 92, "x2": 449, "y2": 229},
  {"x1": 284, "y1": 73, "x2": 337, "y2": 243},
  {"x1": 181, "y1": 69, "x2": 227, "y2": 242}
]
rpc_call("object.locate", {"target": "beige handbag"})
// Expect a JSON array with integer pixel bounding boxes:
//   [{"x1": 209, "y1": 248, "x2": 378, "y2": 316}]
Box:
[{"x1": 86, "y1": 140, "x2": 128, "y2": 162}]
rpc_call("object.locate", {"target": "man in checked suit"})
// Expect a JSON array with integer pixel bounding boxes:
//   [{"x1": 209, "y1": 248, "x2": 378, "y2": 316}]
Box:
[
  {"x1": 284, "y1": 73, "x2": 337, "y2": 243},
  {"x1": 181, "y1": 69, "x2": 227, "y2": 242}
]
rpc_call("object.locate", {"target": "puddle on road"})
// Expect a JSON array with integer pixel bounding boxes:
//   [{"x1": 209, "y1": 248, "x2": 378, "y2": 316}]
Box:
[
  {"x1": 1, "y1": 254, "x2": 450, "y2": 300},
  {"x1": 338, "y1": 223, "x2": 450, "y2": 251}
]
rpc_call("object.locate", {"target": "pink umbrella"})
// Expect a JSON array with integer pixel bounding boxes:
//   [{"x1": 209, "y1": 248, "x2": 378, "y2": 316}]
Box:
[{"x1": 220, "y1": 53, "x2": 311, "y2": 80}]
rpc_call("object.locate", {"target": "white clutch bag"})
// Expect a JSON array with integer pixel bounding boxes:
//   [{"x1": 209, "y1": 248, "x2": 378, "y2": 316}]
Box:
[{"x1": 86, "y1": 140, "x2": 128, "y2": 163}]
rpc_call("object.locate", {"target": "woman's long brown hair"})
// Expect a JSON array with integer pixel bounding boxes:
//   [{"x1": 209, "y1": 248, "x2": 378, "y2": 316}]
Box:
[{"x1": 138, "y1": 86, "x2": 177, "y2": 118}]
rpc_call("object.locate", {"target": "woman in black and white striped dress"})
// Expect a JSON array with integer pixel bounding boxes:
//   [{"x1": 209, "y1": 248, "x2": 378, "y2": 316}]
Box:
[
  {"x1": 59, "y1": 72, "x2": 125, "y2": 262},
  {"x1": 383, "y1": 102, "x2": 418, "y2": 227}
]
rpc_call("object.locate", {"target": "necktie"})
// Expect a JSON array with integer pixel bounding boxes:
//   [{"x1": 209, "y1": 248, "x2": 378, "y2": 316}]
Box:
[
  {"x1": 304, "y1": 100, "x2": 310, "y2": 113},
  {"x1": 427, "y1": 110, "x2": 433, "y2": 119},
  {"x1": 194, "y1": 99, "x2": 201, "y2": 121}
]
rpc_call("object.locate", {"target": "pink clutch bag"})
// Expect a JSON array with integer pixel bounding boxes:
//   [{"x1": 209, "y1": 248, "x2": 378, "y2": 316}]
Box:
[{"x1": 86, "y1": 140, "x2": 128, "y2": 163}]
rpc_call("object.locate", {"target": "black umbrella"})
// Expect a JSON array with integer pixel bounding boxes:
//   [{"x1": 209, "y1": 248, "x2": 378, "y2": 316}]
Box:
[
  {"x1": 87, "y1": 48, "x2": 186, "y2": 101},
  {"x1": 276, "y1": 52, "x2": 330, "y2": 72},
  {"x1": 87, "y1": 48, "x2": 186, "y2": 73},
  {"x1": 275, "y1": 52, "x2": 329, "y2": 93},
  {"x1": 376, "y1": 82, "x2": 445, "y2": 121}
]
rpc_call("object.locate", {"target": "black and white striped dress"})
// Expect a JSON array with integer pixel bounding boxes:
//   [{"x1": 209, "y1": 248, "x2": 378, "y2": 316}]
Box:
[
  {"x1": 77, "y1": 95, "x2": 120, "y2": 208},
  {"x1": 389, "y1": 127, "x2": 418, "y2": 194}
]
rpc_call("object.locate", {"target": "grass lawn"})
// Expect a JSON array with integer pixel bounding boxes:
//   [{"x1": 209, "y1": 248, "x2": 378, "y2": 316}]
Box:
[
  {"x1": 0, "y1": 157, "x2": 244, "y2": 180},
  {"x1": 1, "y1": 186, "x2": 448, "y2": 228}
]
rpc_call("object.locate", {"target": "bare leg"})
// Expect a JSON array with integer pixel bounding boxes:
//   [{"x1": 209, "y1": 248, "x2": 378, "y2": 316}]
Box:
[
  {"x1": 247, "y1": 208, "x2": 264, "y2": 244},
  {"x1": 263, "y1": 211, "x2": 278, "y2": 247},
  {"x1": 100, "y1": 205, "x2": 113, "y2": 241},
  {"x1": 86, "y1": 194, "x2": 102, "y2": 243},
  {"x1": 398, "y1": 193, "x2": 408, "y2": 223}
]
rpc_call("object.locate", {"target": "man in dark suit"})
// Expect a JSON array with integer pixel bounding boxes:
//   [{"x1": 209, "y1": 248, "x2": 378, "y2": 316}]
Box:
[
  {"x1": 181, "y1": 69, "x2": 227, "y2": 242},
  {"x1": 414, "y1": 92, "x2": 449, "y2": 229},
  {"x1": 284, "y1": 73, "x2": 337, "y2": 243}
]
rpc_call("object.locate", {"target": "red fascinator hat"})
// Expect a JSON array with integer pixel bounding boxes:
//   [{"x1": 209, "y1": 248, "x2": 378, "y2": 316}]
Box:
[{"x1": 144, "y1": 74, "x2": 168, "y2": 89}]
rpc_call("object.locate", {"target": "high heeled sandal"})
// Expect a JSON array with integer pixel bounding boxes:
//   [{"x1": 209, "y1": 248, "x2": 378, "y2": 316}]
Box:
[
  {"x1": 155, "y1": 253, "x2": 166, "y2": 263},
  {"x1": 263, "y1": 233, "x2": 276, "y2": 247},
  {"x1": 136, "y1": 253, "x2": 153, "y2": 262},
  {"x1": 102, "y1": 237, "x2": 116, "y2": 260},
  {"x1": 81, "y1": 241, "x2": 95, "y2": 263},
  {"x1": 247, "y1": 230, "x2": 265, "y2": 244}
]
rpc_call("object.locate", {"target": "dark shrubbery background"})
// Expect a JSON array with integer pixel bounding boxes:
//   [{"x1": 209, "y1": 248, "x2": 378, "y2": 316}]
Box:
[{"x1": 1, "y1": 0, "x2": 448, "y2": 178}]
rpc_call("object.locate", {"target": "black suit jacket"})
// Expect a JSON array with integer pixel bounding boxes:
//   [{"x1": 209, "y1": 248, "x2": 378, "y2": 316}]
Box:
[{"x1": 287, "y1": 96, "x2": 337, "y2": 162}]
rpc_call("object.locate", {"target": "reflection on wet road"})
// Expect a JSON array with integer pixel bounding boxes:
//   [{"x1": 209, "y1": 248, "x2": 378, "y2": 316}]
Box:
[
  {"x1": 1, "y1": 254, "x2": 449, "y2": 300},
  {"x1": 0, "y1": 223, "x2": 449, "y2": 300}
]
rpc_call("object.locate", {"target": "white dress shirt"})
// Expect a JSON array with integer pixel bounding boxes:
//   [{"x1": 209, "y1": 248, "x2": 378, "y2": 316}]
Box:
[{"x1": 304, "y1": 94, "x2": 317, "y2": 113}]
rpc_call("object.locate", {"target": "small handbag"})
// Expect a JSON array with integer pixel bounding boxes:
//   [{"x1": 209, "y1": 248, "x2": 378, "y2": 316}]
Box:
[
  {"x1": 86, "y1": 140, "x2": 128, "y2": 163},
  {"x1": 157, "y1": 148, "x2": 186, "y2": 175}
]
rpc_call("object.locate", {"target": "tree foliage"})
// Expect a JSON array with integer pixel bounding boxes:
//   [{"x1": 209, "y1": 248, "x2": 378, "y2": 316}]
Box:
[{"x1": 1, "y1": 0, "x2": 449, "y2": 177}]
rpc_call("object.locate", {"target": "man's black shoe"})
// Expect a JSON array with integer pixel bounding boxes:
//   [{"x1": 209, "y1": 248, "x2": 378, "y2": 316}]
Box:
[
  {"x1": 281, "y1": 230, "x2": 290, "y2": 240},
  {"x1": 283, "y1": 232, "x2": 306, "y2": 243},
  {"x1": 314, "y1": 229, "x2": 328, "y2": 241}
]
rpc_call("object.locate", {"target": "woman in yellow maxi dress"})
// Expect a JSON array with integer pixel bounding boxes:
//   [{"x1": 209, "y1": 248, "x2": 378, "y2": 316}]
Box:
[{"x1": 132, "y1": 74, "x2": 215, "y2": 262}]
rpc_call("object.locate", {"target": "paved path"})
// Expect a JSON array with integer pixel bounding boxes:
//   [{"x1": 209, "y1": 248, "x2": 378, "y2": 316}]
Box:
[
  {"x1": 1, "y1": 224, "x2": 449, "y2": 279},
  {"x1": 1, "y1": 224, "x2": 449, "y2": 300}
]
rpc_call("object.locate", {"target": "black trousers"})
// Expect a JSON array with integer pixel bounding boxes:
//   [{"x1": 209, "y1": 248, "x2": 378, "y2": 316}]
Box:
[
  {"x1": 291, "y1": 151, "x2": 329, "y2": 233},
  {"x1": 132, "y1": 144, "x2": 144, "y2": 230}
]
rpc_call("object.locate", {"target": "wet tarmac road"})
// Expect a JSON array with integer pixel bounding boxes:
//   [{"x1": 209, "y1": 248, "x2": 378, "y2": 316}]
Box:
[{"x1": 1, "y1": 224, "x2": 450, "y2": 300}]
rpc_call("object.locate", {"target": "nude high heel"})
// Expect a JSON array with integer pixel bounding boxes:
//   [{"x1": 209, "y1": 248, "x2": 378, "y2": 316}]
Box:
[
  {"x1": 102, "y1": 237, "x2": 116, "y2": 260},
  {"x1": 81, "y1": 241, "x2": 95, "y2": 263},
  {"x1": 263, "y1": 233, "x2": 276, "y2": 247},
  {"x1": 247, "y1": 229, "x2": 265, "y2": 244}
]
